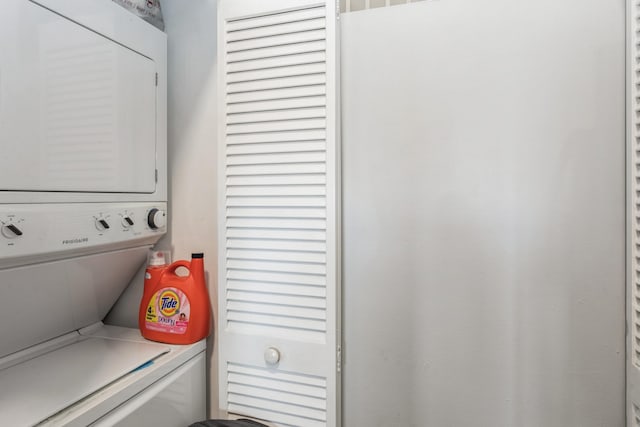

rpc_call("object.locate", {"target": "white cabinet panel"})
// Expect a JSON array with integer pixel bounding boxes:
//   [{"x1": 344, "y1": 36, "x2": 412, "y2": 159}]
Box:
[
  {"x1": 90, "y1": 353, "x2": 206, "y2": 427},
  {"x1": 218, "y1": 1, "x2": 341, "y2": 426},
  {"x1": 0, "y1": 0, "x2": 157, "y2": 193},
  {"x1": 0, "y1": 337, "x2": 170, "y2": 426},
  {"x1": 342, "y1": 2, "x2": 624, "y2": 427}
]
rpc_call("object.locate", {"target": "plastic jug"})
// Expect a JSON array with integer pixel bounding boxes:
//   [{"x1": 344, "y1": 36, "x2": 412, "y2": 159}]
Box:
[{"x1": 139, "y1": 253, "x2": 211, "y2": 344}]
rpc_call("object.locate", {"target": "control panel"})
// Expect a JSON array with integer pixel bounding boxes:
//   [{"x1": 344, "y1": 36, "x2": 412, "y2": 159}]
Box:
[{"x1": 0, "y1": 203, "x2": 167, "y2": 263}]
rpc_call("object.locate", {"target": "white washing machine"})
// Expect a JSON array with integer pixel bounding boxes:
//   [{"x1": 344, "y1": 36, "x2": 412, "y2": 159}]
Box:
[
  {"x1": 0, "y1": 1, "x2": 207, "y2": 425},
  {"x1": 0, "y1": 322, "x2": 206, "y2": 427},
  {"x1": 0, "y1": 239, "x2": 208, "y2": 426}
]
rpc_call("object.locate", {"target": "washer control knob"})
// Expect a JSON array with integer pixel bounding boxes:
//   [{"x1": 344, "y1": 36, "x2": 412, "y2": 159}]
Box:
[
  {"x1": 95, "y1": 218, "x2": 110, "y2": 231},
  {"x1": 2, "y1": 224, "x2": 23, "y2": 238},
  {"x1": 147, "y1": 208, "x2": 166, "y2": 230},
  {"x1": 264, "y1": 347, "x2": 281, "y2": 365},
  {"x1": 122, "y1": 216, "x2": 134, "y2": 228}
]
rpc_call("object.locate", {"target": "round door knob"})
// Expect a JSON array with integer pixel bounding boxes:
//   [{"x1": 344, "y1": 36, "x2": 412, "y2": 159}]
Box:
[
  {"x1": 147, "y1": 208, "x2": 166, "y2": 230},
  {"x1": 264, "y1": 347, "x2": 281, "y2": 365}
]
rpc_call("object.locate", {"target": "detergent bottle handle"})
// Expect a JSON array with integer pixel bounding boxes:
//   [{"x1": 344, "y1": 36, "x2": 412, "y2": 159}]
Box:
[{"x1": 161, "y1": 260, "x2": 192, "y2": 279}]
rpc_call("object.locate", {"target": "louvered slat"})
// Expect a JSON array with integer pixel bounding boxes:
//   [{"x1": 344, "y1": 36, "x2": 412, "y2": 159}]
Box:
[
  {"x1": 227, "y1": 40, "x2": 326, "y2": 64},
  {"x1": 226, "y1": 258, "x2": 326, "y2": 274},
  {"x1": 227, "y1": 129, "x2": 326, "y2": 145},
  {"x1": 228, "y1": 75, "x2": 326, "y2": 95},
  {"x1": 228, "y1": 373, "x2": 327, "y2": 398},
  {"x1": 227, "y1": 269, "x2": 325, "y2": 286},
  {"x1": 228, "y1": 63, "x2": 326, "y2": 84},
  {"x1": 227, "y1": 142, "x2": 326, "y2": 156},
  {"x1": 227, "y1": 301, "x2": 326, "y2": 321},
  {"x1": 227, "y1": 52, "x2": 326, "y2": 74},
  {"x1": 226, "y1": 174, "x2": 326, "y2": 186},
  {"x1": 226, "y1": 7, "x2": 326, "y2": 32},
  {"x1": 226, "y1": 163, "x2": 326, "y2": 177},
  {"x1": 226, "y1": 196, "x2": 326, "y2": 208},
  {"x1": 227, "y1": 207, "x2": 327, "y2": 218},
  {"x1": 226, "y1": 151, "x2": 326, "y2": 165},
  {"x1": 227, "y1": 107, "x2": 327, "y2": 125},
  {"x1": 227, "y1": 96, "x2": 327, "y2": 115},
  {"x1": 227, "y1": 363, "x2": 327, "y2": 427},
  {"x1": 227, "y1": 290, "x2": 326, "y2": 308},
  {"x1": 226, "y1": 238, "x2": 326, "y2": 251},
  {"x1": 227, "y1": 311, "x2": 325, "y2": 334},
  {"x1": 227, "y1": 280, "x2": 327, "y2": 298},
  {"x1": 226, "y1": 227, "x2": 326, "y2": 241},
  {"x1": 227, "y1": 119, "x2": 326, "y2": 136},
  {"x1": 227, "y1": 18, "x2": 326, "y2": 43},
  {"x1": 228, "y1": 29, "x2": 326, "y2": 53},
  {"x1": 226, "y1": 184, "x2": 325, "y2": 197}
]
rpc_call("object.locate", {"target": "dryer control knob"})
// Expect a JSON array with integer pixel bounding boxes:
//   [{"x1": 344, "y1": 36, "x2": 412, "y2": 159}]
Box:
[
  {"x1": 122, "y1": 216, "x2": 134, "y2": 228},
  {"x1": 95, "y1": 218, "x2": 110, "y2": 231},
  {"x1": 2, "y1": 224, "x2": 23, "y2": 238},
  {"x1": 147, "y1": 208, "x2": 166, "y2": 230}
]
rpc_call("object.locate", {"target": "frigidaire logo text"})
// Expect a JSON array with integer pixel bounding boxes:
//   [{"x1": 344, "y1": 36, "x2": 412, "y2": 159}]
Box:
[{"x1": 62, "y1": 237, "x2": 89, "y2": 245}]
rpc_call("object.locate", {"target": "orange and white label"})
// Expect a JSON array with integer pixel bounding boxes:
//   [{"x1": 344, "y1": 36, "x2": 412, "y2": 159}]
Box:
[{"x1": 145, "y1": 287, "x2": 190, "y2": 334}]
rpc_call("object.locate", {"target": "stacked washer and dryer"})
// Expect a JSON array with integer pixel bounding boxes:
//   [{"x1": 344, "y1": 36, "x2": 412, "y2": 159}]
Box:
[{"x1": 0, "y1": 0, "x2": 207, "y2": 425}]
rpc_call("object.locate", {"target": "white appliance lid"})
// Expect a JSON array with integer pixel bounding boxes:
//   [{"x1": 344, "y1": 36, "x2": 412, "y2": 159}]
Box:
[{"x1": 0, "y1": 337, "x2": 170, "y2": 426}]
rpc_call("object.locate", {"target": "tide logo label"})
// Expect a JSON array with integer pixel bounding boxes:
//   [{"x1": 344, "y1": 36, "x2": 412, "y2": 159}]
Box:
[{"x1": 159, "y1": 289, "x2": 180, "y2": 317}]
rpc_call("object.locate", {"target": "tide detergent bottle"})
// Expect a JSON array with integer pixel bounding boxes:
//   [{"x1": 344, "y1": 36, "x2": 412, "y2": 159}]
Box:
[{"x1": 140, "y1": 253, "x2": 211, "y2": 344}]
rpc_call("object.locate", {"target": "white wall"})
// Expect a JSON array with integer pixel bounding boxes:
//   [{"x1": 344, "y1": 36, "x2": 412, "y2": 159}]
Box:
[
  {"x1": 162, "y1": 0, "x2": 218, "y2": 416},
  {"x1": 341, "y1": 1, "x2": 625, "y2": 426},
  {"x1": 105, "y1": 0, "x2": 219, "y2": 417}
]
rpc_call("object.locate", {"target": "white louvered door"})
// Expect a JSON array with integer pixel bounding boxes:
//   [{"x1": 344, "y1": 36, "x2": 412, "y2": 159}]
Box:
[
  {"x1": 631, "y1": 1, "x2": 640, "y2": 425},
  {"x1": 217, "y1": 1, "x2": 340, "y2": 426}
]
